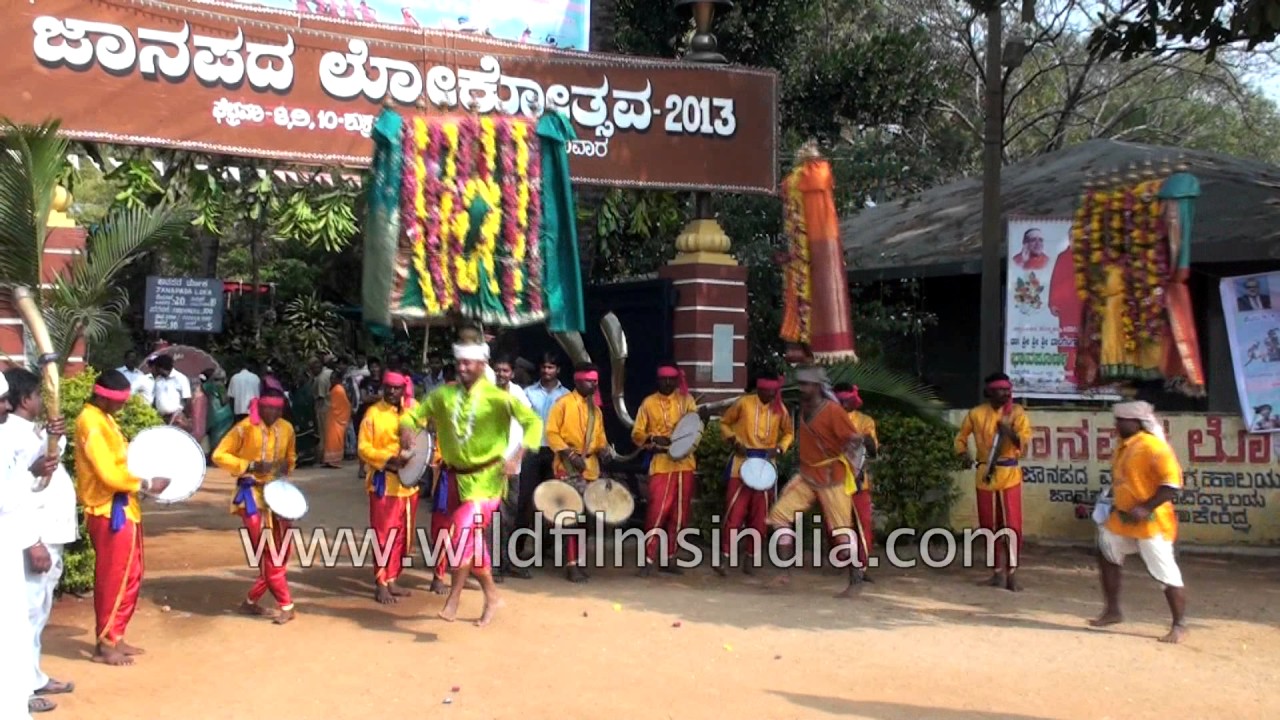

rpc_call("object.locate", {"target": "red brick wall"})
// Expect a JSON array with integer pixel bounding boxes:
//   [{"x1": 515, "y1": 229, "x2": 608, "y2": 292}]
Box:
[{"x1": 0, "y1": 227, "x2": 89, "y2": 375}]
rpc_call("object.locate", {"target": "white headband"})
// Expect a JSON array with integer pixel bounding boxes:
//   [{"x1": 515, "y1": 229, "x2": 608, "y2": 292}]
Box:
[{"x1": 453, "y1": 343, "x2": 490, "y2": 362}]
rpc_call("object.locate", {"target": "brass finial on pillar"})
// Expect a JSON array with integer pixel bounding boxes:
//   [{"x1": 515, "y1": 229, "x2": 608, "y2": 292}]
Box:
[{"x1": 48, "y1": 185, "x2": 76, "y2": 228}]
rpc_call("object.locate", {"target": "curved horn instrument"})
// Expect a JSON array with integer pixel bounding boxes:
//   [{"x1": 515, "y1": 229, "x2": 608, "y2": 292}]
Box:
[
  {"x1": 600, "y1": 312, "x2": 636, "y2": 428},
  {"x1": 11, "y1": 287, "x2": 61, "y2": 493},
  {"x1": 550, "y1": 330, "x2": 591, "y2": 365}
]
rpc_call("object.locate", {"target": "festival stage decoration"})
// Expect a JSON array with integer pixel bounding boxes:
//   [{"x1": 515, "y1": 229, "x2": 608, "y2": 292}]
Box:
[
  {"x1": 362, "y1": 103, "x2": 585, "y2": 334},
  {"x1": 1069, "y1": 167, "x2": 1205, "y2": 396},
  {"x1": 779, "y1": 141, "x2": 857, "y2": 364}
]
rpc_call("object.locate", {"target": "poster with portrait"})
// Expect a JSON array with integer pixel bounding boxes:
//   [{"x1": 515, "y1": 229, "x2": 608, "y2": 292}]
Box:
[
  {"x1": 1003, "y1": 217, "x2": 1117, "y2": 400},
  {"x1": 1219, "y1": 272, "x2": 1280, "y2": 433}
]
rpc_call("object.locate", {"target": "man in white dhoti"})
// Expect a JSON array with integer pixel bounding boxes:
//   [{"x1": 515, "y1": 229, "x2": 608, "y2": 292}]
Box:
[
  {"x1": 0, "y1": 371, "x2": 59, "y2": 719},
  {"x1": 3, "y1": 369, "x2": 76, "y2": 711}
]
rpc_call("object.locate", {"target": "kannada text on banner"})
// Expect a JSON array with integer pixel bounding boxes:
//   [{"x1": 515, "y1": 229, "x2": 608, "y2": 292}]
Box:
[
  {"x1": 946, "y1": 409, "x2": 1280, "y2": 546},
  {"x1": 208, "y1": 0, "x2": 592, "y2": 51},
  {"x1": 1219, "y1": 272, "x2": 1280, "y2": 433},
  {"x1": 1, "y1": 0, "x2": 777, "y2": 194}
]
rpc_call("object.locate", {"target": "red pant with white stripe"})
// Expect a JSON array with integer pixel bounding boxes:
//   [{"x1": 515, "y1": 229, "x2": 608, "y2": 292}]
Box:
[
  {"x1": 241, "y1": 511, "x2": 293, "y2": 609},
  {"x1": 644, "y1": 471, "x2": 696, "y2": 564}
]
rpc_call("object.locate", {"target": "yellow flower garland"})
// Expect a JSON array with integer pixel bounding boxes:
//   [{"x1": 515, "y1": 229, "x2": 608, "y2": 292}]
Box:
[
  {"x1": 411, "y1": 116, "x2": 439, "y2": 314},
  {"x1": 478, "y1": 118, "x2": 501, "y2": 295},
  {"x1": 439, "y1": 122, "x2": 459, "y2": 307},
  {"x1": 512, "y1": 122, "x2": 530, "y2": 293}
]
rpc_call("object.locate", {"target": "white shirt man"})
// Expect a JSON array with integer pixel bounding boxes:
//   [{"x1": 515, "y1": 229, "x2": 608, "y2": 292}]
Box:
[
  {"x1": 153, "y1": 369, "x2": 192, "y2": 418},
  {"x1": 2, "y1": 391, "x2": 76, "y2": 704},
  {"x1": 525, "y1": 380, "x2": 570, "y2": 449},
  {"x1": 119, "y1": 364, "x2": 154, "y2": 406},
  {"x1": 0, "y1": 372, "x2": 40, "y2": 720},
  {"x1": 227, "y1": 367, "x2": 261, "y2": 418}
]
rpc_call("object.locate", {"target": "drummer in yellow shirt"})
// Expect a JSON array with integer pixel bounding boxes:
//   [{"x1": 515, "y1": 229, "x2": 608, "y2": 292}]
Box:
[
  {"x1": 834, "y1": 382, "x2": 878, "y2": 581},
  {"x1": 1090, "y1": 401, "x2": 1188, "y2": 643},
  {"x1": 357, "y1": 371, "x2": 419, "y2": 605},
  {"x1": 716, "y1": 373, "x2": 793, "y2": 574},
  {"x1": 212, "y1": 389, "x2": 298, "y2": 624},
  {"x1": 545, "y1": 363, "x2": 612, "y2": 582},
  {"x1": 953, "y1": 372, "x2": 1032, "y2": 591},
  {"x1": 632, "y1": 363, "x2": 699, "y2": 576},
  {"x1": 74, "y1": 370, "x2": 170, "y2": 666}
]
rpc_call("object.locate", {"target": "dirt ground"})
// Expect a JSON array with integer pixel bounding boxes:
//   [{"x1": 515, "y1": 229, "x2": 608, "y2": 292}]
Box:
[{"x1": 34, "y1": 465, "x2": 1280, "y2": 720}]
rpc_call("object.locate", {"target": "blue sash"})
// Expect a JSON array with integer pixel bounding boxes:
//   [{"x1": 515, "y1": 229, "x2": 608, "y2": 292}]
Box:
[
  {"x1": 109, "y1": 492, "x2": 129, "y2": 532},
  {"x1": 993, "y1": 458, "x2": 1019, "y2": 467},
  {"x1": 234, "y1": 477, "x2": 259, "y2": 516},
  {"x1": 372, "y1": 469, "x2": 388, "y2": 498},
  {"x1": 723, "y1": 448, "x2": 771, "y2": 482},
  {"x1": 433, "y1": 468, "x2": 451, "y2": 513}
]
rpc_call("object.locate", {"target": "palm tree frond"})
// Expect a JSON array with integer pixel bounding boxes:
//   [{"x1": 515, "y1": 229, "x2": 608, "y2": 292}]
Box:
[
  {"x1": 0, "y1": 119, "x2": 68, "y2": 289},
  {"x1": 783, "y1": 360, "x2": 948, "y2": 421}
]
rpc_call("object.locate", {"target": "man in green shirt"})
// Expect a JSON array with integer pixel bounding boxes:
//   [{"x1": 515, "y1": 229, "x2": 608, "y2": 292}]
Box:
[{"x1": 401, "y1": 338, "x2": 542, "y2": 627}]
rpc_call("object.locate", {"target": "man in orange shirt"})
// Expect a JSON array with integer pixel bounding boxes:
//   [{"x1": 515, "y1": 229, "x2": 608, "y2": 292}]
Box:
[
  {"x1": 546, "y1": 363, "x2": 612, "y2": 582},
  {"x1": 74, "y1": 370, "x2": 170, "y2": 666},
  {"x1": 954, "y1": 372, "x2": 1033, "y2": 591},
  {"x1": 834, "y1": 382, "x2": 878, "y2": 581},
  {"x1": 717, "y1": 373, "x2": 793, "y2": 574},
  {"x1": 357, "y1": 371, "x2": 420, "y2": 604},
  {"x1": 212, "y1": 389, "x2": 298, "y2": 623},
  {"x1": 633, "y1": 364, "x2": 699, "y2": 576},
  {"x1": 766, "y1": 366, "x2": 865, "y2": 597},
  {"x1": 1090, "y1": 401, "x2": 1187, "y2": 643}
]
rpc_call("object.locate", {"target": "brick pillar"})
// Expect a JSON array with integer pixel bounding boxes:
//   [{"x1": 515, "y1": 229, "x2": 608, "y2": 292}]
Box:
[
  {"x1": 0, "y1": 225, "x2": 88, "y2": 374},
  {"x1": 658, "y1": 260, "x2": 749, "y2": 407}
]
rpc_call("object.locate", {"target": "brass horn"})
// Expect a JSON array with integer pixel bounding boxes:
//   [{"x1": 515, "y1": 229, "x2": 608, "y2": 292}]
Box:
[{"x1": 600, "y1": 312, "x2": 636, "y2": 428}]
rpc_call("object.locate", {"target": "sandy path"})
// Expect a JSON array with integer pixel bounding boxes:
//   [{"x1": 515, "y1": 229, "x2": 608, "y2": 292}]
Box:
[{"x1": 32, "y1": 466, "x2": 1280, "y2": 720}]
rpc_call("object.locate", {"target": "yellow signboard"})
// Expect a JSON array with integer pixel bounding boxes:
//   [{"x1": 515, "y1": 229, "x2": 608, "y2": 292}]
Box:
[{"x1": 947, "y1": 409, "x2": 1280, "y2": 546}]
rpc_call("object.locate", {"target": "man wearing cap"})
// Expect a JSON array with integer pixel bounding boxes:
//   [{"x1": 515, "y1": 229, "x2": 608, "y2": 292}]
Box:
[
  {"x1": 633, "y1": 363, "x2": 700, "y2": 575},
  {"x1": 1091, "y1": 401, "x2": 1188, "y2": 643},
  {"x1": 75, "y1": 370, "x2": 171, "y2": 666},
  {"x1": 400, "y1": 337, "x2": 542, "y2": 627},
  {"x1": 357, "y1": 370, "x2": 419, "y2": 604},
  {"x1": 716, "y1": 373, "x2": 793, "y2": 574},
  {"x1": 545, "y1": 362, "x2": 612, "y2": 582},
  {"x1": 212, "y1": 389, "x2": 299, "y2": 623},
  {"x1": 834, "y1": 382, "x2": 879, "y2": 581},
  {"x1": 766, "y1": 366, "x2": 866, "y2": 597}
]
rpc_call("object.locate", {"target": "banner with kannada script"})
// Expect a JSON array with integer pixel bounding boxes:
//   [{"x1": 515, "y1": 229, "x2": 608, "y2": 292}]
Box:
[
  {"x1": 1219, "y1": 272, "x2": 1280, "y2": 433},
  {"x1": 206, "y1": 0, "x2": 592, "y2": 52},
  {"x1": 1, "y1": 0, "x2": 778, "y2": 194},
  {"x1": 1003, "y1": 217, "x2": 1116, "y2": 400},
  {"x1": 946, "y1": 409, "x2": 1280, "y2": 546}
]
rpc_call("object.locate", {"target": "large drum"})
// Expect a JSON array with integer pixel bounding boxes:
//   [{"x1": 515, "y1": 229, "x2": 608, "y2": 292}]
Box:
[
  {"x1": 264, "y1": 479, "x2": 309, "y2": 520},
  {"x1": 127, "y1": 426, "x2": 206, "y2": 503},
  {"x1": 740, "y1": 457, "x2": 777, "y2": 491},
  {"x1": 398, "y1": 429, "x2": 435, "y2": 488},
  {"x1": 534, "y1": 479, "x2": 585, "y2": 527},
  {"x1": 583, "y1": 478, "x2": 635, "y2": 525},
  {"x1": 667, "y1": 412, "x2": 704, "y2": 460}
]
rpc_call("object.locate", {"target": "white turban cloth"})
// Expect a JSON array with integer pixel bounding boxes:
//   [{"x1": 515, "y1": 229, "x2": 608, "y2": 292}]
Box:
[
  {"x1": 794, "y1": 365, "x2": 838, "y2": 403},
  {"x1": 1114, "y1": 400, "x2": 1165, "y2": 442},
  {"x1": 453, "y1": 342, "x2": 490, "y2": 362}
]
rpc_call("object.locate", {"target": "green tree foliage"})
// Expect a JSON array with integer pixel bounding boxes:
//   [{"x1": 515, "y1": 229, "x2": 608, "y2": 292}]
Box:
[
  {"x1": 1088, "y1": 0, "x2": 1280, "y2": 59},
  {"x1": 57, "y1": 368, "x2": 165, "y2": 595},
  {"x1": 870, "y1": 413, "x2": 965, "y2": 533}
]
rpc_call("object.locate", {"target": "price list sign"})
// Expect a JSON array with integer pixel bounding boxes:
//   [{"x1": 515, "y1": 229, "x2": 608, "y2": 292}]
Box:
[{"x1": 144, "y1": 276, "x2": 224, "y2": 333}]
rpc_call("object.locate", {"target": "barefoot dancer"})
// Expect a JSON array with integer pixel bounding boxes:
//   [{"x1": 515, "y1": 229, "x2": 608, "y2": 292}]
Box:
[
  {"x1": 953, "y1": 372, "x2": 1032, "y2": 591},
  {"x1": 765, "y1": 366, "x2": 864, "y2": 597},
  {"x1": 357, "y1": 372, "x2": 419, "y2": 604},
  {"x1": 212, "y1": 390, "x2": 299, "y2": 624},
  {"x1": 1091, "y1": 401, "x2": 1189, "y2": 643},
  {"x1": 633, "y1": 364, "x2": 699, "y2": 576},
  {"x1": 545, "y1": 363, "x2": 612, "y2": 583},
  {"x1": 834, "y1": 382, "x2": 877, "y2": 582},
  {"x1": 717, "y1": 373, "x2": 793, "y2": 575},
  {"x1": 400, "y1": 338, "x2": 542, "y2": 626},
  {"x1": 74, "y1": 370, "x2": 171, "y2": 666}
]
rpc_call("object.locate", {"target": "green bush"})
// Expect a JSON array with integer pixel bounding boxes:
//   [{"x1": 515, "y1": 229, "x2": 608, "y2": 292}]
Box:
[
  {"x1": 58, "y1": 368, "x2": 165, "y2": 595},
  {"x1": 691, "y1": 418, "x2": 806, "y2": 544},
  {"x1": 870, "y1": 412, "x2": 965, "y2": 534}
]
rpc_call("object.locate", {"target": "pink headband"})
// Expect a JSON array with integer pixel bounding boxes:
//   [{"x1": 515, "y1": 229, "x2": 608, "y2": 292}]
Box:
[
  {"x1": 986, "y1": 379, "x2": 1012, "y2": 390},
  {"x1": 756, "y1": 378, "x2": 781, "y2": 390},
  {"x1": 835, "y1": 387, "x2": 862, "y2": 408},
  {"x1": 383, "y1": 371, "x2": 409, "y2": 388},
  {"x1": 657, "y1": 365, "x2": 689, "y2": 396},
  {"x1": 249, "y1": 396, "x2": 286, "y2": 425},
  {"x1": 574, "y1": 370, "x2": 602, "y2": 407},
  {"x1": 93, "y1": 384, "x2": 131, "y2": 402}
]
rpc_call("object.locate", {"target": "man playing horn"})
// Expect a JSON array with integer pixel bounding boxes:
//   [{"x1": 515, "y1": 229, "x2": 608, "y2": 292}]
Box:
[
  {"x1": 212, "y1": 389, "x2": 298, "y2": 623},
  {"x1": 954, "y1": 372, "x2": 1032, "y2": 591},
  {"x1": 1091, "y1": 401, "x2": 1188, "y2": 643},
  {"x1": 765, "y1": 366, "x2": 865, "y2": 598},
  {"x1": 716, "y1": 373, "x2": 793, "y2": 574},
  {"x1": 633, "y1": 363, "x2": 699, "y2": 576},
  {"x1": 75, "y1": 370, "x2": 170, "y2": 665},
  {"x1": 546, "y1": 362, "x2": 612, "y2": 583},
  {"x1": 357, "y1": 371, "x2": 419, "y2": 604},
  {"x1": 834, "y1": 382, "x2": 878, "y2": 583},
  {"x1": 400, "y1": 337, "x2": 542, "y2": 627}
]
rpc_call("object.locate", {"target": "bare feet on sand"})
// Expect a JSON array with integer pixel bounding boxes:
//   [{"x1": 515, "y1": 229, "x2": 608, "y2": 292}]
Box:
[
  {"x1": 438, "y1": 598, "x2": 460, "y2": 622},
  {"x1": 375, "y1": 585, "x2": 398, "y2": 605},
  {"x1": 92, "y1": 644, "x2": 133, "y2": 666},
  {"x1": 388, "y1": 582, "x2": 411, "y2": 597},
  {"x1": 1005, "y1": 574, "x2": 1023, "y2": 592},
  {"x1": 430, "y1": 578, "x2": 448, "y2": 595},
  {"x1": 116, "y1": 641, "x2": 145, "y2": 656},
  {"x1": 1089, "y1": 610, "x2": 1124, "y2": 627},
  {"x1": 1159, "y1": 624, "x2": 1188, "y2": 644},
  {"x1": 980, "y1": 572, "x2": 1005, "y2": 588},
  {"x1": 475, "y1": 598, "x2": 505, "y2": 627}
]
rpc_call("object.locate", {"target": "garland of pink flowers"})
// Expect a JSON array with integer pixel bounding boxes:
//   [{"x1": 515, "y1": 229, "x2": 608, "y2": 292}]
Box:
[
  {"x1": 496, "y1": 118, "x2": 522, "y2": 317},
  {"x1": 524, "y1": 124, "x2": 544, "y2": 315}
]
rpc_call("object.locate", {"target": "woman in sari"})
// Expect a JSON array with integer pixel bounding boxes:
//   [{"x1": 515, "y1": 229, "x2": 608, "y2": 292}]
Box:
[
  {"x1": 321, "y1": 374, "x2": 351, "y2": 468},
  {"x1": 203, "y1": 369, "x2": 234, "y2": 456}
]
